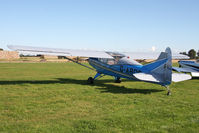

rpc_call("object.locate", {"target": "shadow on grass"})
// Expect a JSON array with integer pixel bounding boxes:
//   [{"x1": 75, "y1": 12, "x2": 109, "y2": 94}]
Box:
[
  {"x1": 58, "y1": 78, "x2": 164, "y2": 94},
  {"x1": 192, "y1": 77, "x2": 199, "y2": 79},
  {"x1": 0, "y1": 78, "x2": 164, "y2": 94}
]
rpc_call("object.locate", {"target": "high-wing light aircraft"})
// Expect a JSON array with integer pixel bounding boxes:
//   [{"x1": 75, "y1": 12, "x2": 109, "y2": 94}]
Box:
[
  {"x1": 173, "y1": 60, "x2": 199, "y2": 77},
  {"x1": 8, "y1": 45, "x2": 191, "y2": 95}
]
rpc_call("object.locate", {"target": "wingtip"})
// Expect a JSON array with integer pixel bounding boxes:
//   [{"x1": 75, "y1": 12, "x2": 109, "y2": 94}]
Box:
[
  {"x1": 7, "y1": 45, "x2": 19, "y2": 50},
  {"x1": 7, "y1": 45, "x2": 13, "y2": 50}
]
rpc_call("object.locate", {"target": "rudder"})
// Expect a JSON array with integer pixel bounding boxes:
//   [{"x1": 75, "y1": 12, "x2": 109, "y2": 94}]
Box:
[
  {"x1": 141, "y1": 47, "x2": 172, "y2": 86},
  {"x1": 151, "y1": 47, "x2": 172, "y2": 85}
]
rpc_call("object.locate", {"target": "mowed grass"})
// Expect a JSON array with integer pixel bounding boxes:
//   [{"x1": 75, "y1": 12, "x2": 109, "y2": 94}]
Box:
[{"x1": 0, "y1": 63, "x2": 199, "y2": 133}]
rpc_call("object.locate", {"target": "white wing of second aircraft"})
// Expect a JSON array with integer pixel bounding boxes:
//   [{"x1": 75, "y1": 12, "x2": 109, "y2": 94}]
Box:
[
  {"x1": 172, "y1": 67, "x2": 198, "y2": 73},
  {"x1": 7, "y1": 45, "x2": 113, "y2": 59},
  {"x1": 172, "y1": 67, "x2": 199, "y2": 77}
]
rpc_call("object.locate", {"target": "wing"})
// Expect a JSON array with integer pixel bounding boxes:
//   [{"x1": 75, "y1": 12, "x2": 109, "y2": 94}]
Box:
[
  {"x1": 172, "y1": 67, "x2": 197, "y2": 73},
  {"x1": 121, "y1": 52, "x2": 189, "y2": 60},
  {"x1": 7, "y1": 45, "x2": 113, "y2": 59},
  {"x1": 172, "y1": 67, "x2": 199, "y2": 77}
]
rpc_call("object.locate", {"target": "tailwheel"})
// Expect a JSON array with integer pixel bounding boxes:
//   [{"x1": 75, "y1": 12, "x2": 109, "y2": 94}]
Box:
[
  {"x1": 165, "y1": 86, "x2": 171, "y2": 96},
  {"x1": 87, "y1": 77, "x2": 94, "y2": 84},
  {"x1": 115, "y1": 77, "x2": 121, "y2": 83},
  {"x1": 167, "y1": 91, "x2": 171, "y2": 96}
]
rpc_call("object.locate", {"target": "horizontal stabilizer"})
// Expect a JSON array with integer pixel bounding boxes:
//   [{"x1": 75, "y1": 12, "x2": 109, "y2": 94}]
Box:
[
  {"x1": 172, "y1": 73, "x2": 192, "y2": 82},
  {"x1": 134, "y1": 73, "x2": 191, "y2": 83},
  {"x1": 133, "y1": 73, "x2": 159, "y2": 82}
]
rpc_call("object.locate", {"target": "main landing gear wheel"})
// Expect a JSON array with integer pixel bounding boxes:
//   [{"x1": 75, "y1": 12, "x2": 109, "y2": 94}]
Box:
[
  {"x1": 115, "y1": 77, "x2": 121, "y2": 83},
  {"x1": 87, "y1": 77, "x2": 94, "y2": 84}
]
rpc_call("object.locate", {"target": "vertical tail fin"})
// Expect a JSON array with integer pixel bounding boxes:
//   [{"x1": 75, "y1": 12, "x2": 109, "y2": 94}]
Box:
[{"x1": 142, "y1": 47, "x2": 172, "y2": 86}]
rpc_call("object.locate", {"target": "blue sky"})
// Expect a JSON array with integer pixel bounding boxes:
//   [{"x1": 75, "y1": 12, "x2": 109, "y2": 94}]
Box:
[{"x1": 0, "y1": 0, "x2": 198, "y2": 52}]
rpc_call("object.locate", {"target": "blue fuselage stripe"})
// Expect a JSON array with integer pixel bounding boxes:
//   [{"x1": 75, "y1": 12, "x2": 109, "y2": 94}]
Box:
[{"x1": 89, "y1": 59, "x2": 139, "y2": 79}]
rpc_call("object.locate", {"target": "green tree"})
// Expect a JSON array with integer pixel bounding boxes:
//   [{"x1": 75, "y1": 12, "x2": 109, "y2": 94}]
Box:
[
  {"x1": 180, "y1": 52, "x2": 187, "y2": 55},
  {"x1": 197, "y1": 50, "x2": 199, "y2": 57},
  {"x1": 188, "y1": 49, "x2": 196, "y2": 59},
  {"x1": 0, "y1": 48, "x2": 3, "y2": 51}
]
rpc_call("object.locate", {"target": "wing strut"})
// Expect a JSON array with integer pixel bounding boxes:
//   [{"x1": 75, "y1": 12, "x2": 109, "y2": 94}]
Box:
[{"x1": 65, "y1": 57, "x2": 96, "y2": 71}]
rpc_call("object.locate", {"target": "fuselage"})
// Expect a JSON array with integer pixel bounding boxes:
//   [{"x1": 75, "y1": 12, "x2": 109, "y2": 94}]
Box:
[
  {"x1": 88, "y1": 56, "x2": 172, "y2": 86},
  {"x1": 89, "y1": 58, "x2": 144, "y2": 81}
]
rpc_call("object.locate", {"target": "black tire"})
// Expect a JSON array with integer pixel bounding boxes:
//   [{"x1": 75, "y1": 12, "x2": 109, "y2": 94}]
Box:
[
  {"x1": 167, "y1": 91, "x2": 171, "y2": 96},
  {"x1": 115, "y1": 77, "x2": 121, "y2": 83},
  {"x1": 87, "y1": 77, "x2": 94, "y2": 84}
]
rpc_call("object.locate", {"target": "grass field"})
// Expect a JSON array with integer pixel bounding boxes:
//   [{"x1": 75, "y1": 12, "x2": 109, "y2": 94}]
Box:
[{"x1": 0, "y1": 62, "x2": 199, "y2": 133}]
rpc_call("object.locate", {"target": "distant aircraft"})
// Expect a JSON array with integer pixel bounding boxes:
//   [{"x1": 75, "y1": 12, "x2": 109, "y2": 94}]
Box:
[
  {"x1": 8, "y1": 45, "x2": 191, "y2": 95},
  {"x1": 173, "y1": 60, "x2": 199, "y2": 77}
]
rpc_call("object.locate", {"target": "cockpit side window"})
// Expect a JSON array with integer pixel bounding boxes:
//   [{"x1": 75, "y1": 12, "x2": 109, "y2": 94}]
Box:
[{"x1": 98, "y1": 58, "x2": 117, "y2": 65}]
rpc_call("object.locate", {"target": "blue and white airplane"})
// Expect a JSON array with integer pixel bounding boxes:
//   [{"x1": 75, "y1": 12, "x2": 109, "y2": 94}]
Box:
[
  {"x1": 8, "y1": 45, "x2": 191, "y2": 95},
  {"x1": 173, "y1": 60, "x2": 199, "y2": 77}
]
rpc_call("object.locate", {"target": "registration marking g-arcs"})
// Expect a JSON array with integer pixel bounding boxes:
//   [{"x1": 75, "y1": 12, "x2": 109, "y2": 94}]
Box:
[{"x1": 120, "y1": 65, "x2": 141, "y2": 74}]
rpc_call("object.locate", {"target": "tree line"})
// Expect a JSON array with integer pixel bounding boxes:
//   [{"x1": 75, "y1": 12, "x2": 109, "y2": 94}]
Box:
[{"x1": 180, "y1": 49, "x2": 199, "y2": 59}]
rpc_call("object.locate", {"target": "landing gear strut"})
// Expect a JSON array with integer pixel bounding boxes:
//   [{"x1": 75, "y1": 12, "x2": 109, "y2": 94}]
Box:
[{"x1": 87, "y1": 73, "x2": 103, "y2": 84}]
